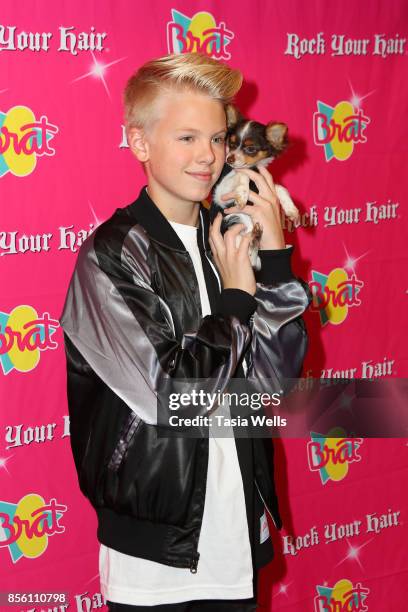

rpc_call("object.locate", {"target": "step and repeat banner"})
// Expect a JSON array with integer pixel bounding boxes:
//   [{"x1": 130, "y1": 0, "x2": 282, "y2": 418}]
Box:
[{"x1": 1, "y1": 1, "x2": 407, "y2": 610}]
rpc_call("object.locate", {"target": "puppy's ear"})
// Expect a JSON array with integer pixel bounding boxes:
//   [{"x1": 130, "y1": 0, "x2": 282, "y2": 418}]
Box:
[
  {"x1": 225, "y1": 104, "x2": 244, "y2": 128},
  {"x1": 265, "y1": 122, "x2": 288, "y2": 152}
]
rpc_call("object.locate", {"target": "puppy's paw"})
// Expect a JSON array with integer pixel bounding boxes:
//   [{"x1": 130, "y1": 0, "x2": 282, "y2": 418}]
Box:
[
  {"x1": 252, "y1": 222, "x2": 263, "y2": 241},
  {"x1": 235, "y1": 187, "x2": 249, "y2": 208},
  {"x1": 249, "y1": 246, "x2": 262, "y2": 271},
  {"x1": 250, "y1": 223, "x2": 262, "y2": 271},
  {"x1": 285, "y1": 204, "x2": 300, "y2": 222},
  {"x1": 225, "y1": 212, "x2": 253, "y2": 234},
  {"x1": 275, "y1": 184, "x2": 300, "y2": 221}
]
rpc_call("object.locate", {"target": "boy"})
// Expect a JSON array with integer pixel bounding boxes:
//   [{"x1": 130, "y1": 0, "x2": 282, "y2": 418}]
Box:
[{"x1": 59, "y1": 52, "x2": 311, "y2": 611}]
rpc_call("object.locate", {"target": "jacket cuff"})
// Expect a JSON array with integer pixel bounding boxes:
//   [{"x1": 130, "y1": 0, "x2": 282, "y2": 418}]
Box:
[
  {"x1": 215, "y1": 288, "x2": 257, "y2": 324},
  {"x1": 256, "y1": 245, "x2": 295, "y2": 283}
]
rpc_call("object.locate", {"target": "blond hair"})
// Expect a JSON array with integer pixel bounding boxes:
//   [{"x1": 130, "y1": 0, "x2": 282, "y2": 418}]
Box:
[{"x1": 123, "y1": 52, "x2": 243, "y2": 135}]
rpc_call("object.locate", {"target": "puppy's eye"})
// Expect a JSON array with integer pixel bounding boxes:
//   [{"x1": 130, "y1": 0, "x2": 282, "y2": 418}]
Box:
[{"x1": 245, "y1": 146, "x2": 257, "y2": 154}]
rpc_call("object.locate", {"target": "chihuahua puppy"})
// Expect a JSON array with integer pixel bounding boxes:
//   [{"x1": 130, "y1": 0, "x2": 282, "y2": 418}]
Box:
[{"x1": 211, "y1": 104, "x2": 299, "y2": 270}]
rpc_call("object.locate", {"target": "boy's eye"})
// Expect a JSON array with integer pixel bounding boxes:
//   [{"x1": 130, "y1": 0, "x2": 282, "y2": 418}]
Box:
[{"x1": 179, "y1": 135, "x2": 226, "y2": 143}]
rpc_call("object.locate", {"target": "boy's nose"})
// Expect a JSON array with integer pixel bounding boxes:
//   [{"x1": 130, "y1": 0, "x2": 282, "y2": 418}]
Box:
[{"x1": 197, "y1": 142, "x2": 216, "y2": 163}]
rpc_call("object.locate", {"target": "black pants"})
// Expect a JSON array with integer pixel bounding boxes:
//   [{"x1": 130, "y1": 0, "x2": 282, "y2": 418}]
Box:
[{"x1": 107, "y1": 568, "x2": 258, "y2": 611}]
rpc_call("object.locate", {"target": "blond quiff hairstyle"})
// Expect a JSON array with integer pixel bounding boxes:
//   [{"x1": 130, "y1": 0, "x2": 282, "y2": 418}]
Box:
[{"x1": 123, "y1": 52, "x2": 243, "y2": 135}]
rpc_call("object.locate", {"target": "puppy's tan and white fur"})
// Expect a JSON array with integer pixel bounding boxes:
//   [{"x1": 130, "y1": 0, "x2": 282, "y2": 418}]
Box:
[{"x1": 211, "y1": 105, "x2": 299, "y2": 270}]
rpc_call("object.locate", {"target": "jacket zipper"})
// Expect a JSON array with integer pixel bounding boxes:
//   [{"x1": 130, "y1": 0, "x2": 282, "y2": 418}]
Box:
[
  {"x1": 189, "y1": 551, "x2": 200, "y2": 573},
  {"x1": 200, "y1": 210, "x2": 222, "y2": 293},
  {"x1": 254, "y1": 479, "x2": 278, "y2": 529}
]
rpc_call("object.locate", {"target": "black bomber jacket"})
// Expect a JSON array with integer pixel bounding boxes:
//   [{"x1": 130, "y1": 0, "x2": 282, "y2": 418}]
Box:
[{"x1": 59, "y1": 185, "x2": 312, "y2": 574}]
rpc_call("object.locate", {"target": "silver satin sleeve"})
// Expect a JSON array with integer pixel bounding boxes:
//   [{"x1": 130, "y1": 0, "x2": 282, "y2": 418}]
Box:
[
  {"x1": 59, "y1": 229, "x2": 251, "y2": 425},
  {"x1": 246, "y1": 280, "x2": 312, "y2": 390}
]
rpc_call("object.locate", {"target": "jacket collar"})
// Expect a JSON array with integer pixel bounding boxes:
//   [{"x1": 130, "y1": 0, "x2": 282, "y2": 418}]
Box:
[{"x1": 128, "y1": 185, "x2": 211, "y2": 253}]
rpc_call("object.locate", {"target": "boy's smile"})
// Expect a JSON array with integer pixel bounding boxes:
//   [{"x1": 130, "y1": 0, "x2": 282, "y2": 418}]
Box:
[{"x1": 129, "y1": 90, "x2": 227, "y2": 225}]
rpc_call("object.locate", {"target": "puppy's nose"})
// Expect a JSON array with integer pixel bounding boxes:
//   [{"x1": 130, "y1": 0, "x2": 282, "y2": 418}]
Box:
[{"x1": 226, "y1": 154, "x2": 235, "y2": 164}]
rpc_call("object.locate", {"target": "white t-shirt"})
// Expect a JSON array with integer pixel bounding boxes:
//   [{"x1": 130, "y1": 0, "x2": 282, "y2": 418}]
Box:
[{"x1": 99, "y1": 219, "x2": 254, "y2": 606}]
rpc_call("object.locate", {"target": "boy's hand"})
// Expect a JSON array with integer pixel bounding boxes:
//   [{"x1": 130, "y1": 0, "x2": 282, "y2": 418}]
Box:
[
  {"x1": 221, "y1": 165, "x2": 285, "y2": 250},
  {"x1": 209, "y1": 213, "x2": 256, "y2": 296}
]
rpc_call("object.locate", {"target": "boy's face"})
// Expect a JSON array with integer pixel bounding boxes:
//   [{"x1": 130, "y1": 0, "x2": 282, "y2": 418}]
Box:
[{"x1": 131, "y1": 90, "x2": 227, "y2": 211}]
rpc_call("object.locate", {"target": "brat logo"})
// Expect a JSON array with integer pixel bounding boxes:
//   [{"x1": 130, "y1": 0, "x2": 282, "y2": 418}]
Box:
[
  {"x1": 0, "y1": 494, "x2": 66, "y2": 563},
  {"x1": 0, "y1": 305, "x2": 59, "y2": 374},
  {"x1": 0, "y1": 105, "x2": 58, "y2": 177},
  {"x1": 307, "y1": 428, "x2": 363, "y2": 484},
  {"x1": 313, "y1": 100, "x2": 370, "y2": 161},
  {"x1": 167, "y1": 9, "x2": 234, "y2": 58},
  {"x1": 310, "y1": 267, "x2": 364, "y2": 326},
  {"x1": 314, "y1": 579, "x2": 369, "y2": 611}
]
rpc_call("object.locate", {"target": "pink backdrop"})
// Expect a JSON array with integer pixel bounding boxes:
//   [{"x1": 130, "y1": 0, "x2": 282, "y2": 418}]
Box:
[{"x1": 1, "y1": 1, "x2": 407, "y2": 610}]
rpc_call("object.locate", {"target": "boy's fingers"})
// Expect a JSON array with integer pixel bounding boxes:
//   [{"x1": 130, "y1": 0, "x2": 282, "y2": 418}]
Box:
[
  {"x1": 226, "y1": 222, "x2": 245, "y2": 234},
  {"x1": 236, "y1": 167, "x2": 268, "y2": 194},
  {"x1": 258, "y1": 165, "x2": 276, "y2": 192},
  {"x1": 224, "y1": 223, "x2": 247, "y2": 253},
  {"x1": 237, "y1": 236, "x2": 253, "y2": 264},
  {"x1": 211, "y1": 211, "x2": 222, "y2": 231},
  {"x1": 237, "y1": 232, "x2": 251, "y2": 255},
  {"x1": 209, "y1": 213, "x2": 226, "y2": 254},
  {"x1": 224, "y1": 223, "x2": 245, "y2": 242},
  {"x1": 225, "y1": 205, "x2": 255, "y2": 217}
]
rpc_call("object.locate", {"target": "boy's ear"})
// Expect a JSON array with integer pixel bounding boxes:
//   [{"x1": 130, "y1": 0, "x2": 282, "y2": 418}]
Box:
[
  {"x1": 225, "y1": 104, "x2": 244, "y2": 129},
  {"x1": 127, "y1": 127, "x2": 150, "y2": 162}
]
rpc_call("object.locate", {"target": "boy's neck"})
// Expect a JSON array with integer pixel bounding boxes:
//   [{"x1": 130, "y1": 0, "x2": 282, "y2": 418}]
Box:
[{"x1": 146, "y1": 185, "x2": 200, "y2": 228}]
